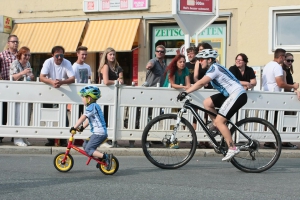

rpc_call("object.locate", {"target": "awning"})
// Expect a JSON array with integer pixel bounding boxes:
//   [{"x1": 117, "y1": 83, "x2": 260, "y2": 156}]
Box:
[
  {"x1": 82, "y1": 19, "x2": 140, "y2": 52},
  {"x1": 11, "y1": 21, "x2": 86, "y2": 53}
]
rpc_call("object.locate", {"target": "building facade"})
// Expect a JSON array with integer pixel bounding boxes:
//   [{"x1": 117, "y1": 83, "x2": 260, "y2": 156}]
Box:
[{"x1": 0, "y1": 0, "x2": 300, "y2": 85}]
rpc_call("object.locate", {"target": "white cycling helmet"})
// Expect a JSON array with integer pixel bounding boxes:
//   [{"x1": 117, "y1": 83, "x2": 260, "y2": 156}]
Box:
[{"x1": 195, "y1": 49, "x2": 218, "y2": 59}]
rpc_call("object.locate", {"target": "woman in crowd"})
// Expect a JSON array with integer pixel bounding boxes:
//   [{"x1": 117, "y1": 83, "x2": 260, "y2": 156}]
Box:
[
  {"x1": 229, "y1": 53, "x2": 257, "y2": 90},
  {"x1": 282, "y1": 52, "x2": 298, "y2": 149},
  {"x1": 163, "y1": 54, "x2": 191, "y2": 90},
  {"x1": 193, "y1": 42, "x2": 214, "y2": 148},
  {"x1": 98, "y1": 47, "x2": 123, "y2": 85},
  {"x1": 10, "y1": 46, "x2": 34, "y2": 146},
  {"x1": 193, "y1": 42, "x2": 213, "y2": 88},
  {"x1": 282, "y1": 53, "x2": 294, "y2": 91}
]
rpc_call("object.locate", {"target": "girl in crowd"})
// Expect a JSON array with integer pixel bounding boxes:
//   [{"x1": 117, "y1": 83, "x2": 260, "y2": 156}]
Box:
[
  {"x1": 163, "y1": 54, "x2": 191, "y2": 90},
  {"x1": 98, "y1": 47, "x2": 124, "y2": 85},
  {"x1": 229, "y1": 53, "x2": 257, "y2": 90},
  {"x1": 10, "y1": 46, "x2": 35, "y2": 146},
  {"x1": 98, "y1": 47, "x2": 123, "y2": 148}
]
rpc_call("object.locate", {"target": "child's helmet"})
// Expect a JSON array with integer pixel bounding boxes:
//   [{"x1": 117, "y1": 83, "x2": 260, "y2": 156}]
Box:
[
  {"x1": 196, "y1": 49, "x2": 218, "y2": 59},
  {"x1": 79, "y1": 86, "x2": 101, "y2": 100}
]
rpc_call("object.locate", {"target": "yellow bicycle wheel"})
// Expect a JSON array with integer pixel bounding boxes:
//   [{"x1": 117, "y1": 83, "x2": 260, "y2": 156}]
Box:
[
  {"x1": 99, "y1": 156, "x2": 119, "y2": 175},
  {"x1": 54, "y1": 152, "x2": 74, "y2": 172}
]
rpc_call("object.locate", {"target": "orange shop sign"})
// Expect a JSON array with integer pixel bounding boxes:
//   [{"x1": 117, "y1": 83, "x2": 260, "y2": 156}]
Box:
[{"x1": 0, "y1": 16, "x2": 12, "y2": 33}]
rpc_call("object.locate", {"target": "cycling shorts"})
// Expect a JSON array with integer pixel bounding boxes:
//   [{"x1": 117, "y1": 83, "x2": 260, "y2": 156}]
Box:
[{"x1": 210, "y1": 90, "x2": 247, "y2": 120}]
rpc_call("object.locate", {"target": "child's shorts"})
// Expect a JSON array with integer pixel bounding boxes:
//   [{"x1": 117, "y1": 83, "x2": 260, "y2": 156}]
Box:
[{"x1": 83, "y1": 134, "x2": 107, "y2": 156}]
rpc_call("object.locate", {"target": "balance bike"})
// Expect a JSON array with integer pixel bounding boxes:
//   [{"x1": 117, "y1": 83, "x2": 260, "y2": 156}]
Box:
[{"x1": 53, "y1": 130, "x2": 119, "y2": 175}]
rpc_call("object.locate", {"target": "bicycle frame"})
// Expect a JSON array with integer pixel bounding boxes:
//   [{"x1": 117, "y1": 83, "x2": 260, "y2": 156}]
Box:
[
  {"x1": 173, "y1": 97, "x2": 253, "y2": 154},
  {"x1": 60, "y1": 133, "x2": 107, "y2": 167}
]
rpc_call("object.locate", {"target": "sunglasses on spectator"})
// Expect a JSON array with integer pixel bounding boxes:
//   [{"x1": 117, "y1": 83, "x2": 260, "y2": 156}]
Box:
[
  {"x1": 23, "y1": 54, "x2": 31, "y2": 57},
  {"x1": 286, "y1": 59, "x2": 294, "y2": 63},
  {"x1": 9, "y1": 41, "x2": 19, "y2": 44},
  {"x1": 55, "y1": 54, "x2": 64, "y2": 59},
  {"x1": 155, "y1": 50, "x2": 165, "y2": 53}
]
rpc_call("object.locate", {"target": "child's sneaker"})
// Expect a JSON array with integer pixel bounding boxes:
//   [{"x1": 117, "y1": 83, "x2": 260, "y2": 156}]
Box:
[
  {"x1": 105, "y1": 154, "x2": 113, "y2": 171},
  {"x1": 222, "y1": 147, "x2": 240, "y2": 161}
]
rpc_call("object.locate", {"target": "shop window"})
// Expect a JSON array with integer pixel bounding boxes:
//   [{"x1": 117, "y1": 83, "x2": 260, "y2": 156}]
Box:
[{"x1": 270, "y1": 6, "x2": 300, "y2": 51}]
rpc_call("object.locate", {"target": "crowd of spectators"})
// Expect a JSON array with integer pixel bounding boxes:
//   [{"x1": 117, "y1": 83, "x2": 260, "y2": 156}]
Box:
[{"x1": 0, "y1": 35, "x2": 299, "y2": 149}]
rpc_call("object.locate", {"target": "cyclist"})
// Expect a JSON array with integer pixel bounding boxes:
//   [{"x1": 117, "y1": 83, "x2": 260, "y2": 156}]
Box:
[
  {"x1": 177, "y1": 49, "x2": 247, "y2": 161},
  {"x1": 70, "y1": 85, "x2": 113, "y2": 170}
]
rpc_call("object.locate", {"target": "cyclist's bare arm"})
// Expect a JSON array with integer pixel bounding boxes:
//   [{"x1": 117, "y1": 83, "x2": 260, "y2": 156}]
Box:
[{"x1": 185, "y1": 75, "x2": 211, "y2": 93}]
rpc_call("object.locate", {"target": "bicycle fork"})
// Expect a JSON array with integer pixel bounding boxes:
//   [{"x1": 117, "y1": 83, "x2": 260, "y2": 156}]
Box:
[{"x1": 170, "y1": 108, "x2": 185, "y2": 143}]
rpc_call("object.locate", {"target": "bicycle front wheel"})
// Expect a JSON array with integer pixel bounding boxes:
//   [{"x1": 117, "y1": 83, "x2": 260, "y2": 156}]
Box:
[
  {"x1": 141, "y1": 114, "x2": 197, "y2": 169},
  {"x1": 230, "y1": 117, "x2": 282, "y2": 173}
]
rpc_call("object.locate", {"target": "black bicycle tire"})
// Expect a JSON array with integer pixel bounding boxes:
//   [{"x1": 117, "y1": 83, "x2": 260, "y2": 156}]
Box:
[
  {"x1": 230, "y1": 117, "x2": 282, "y2": 173},
  {"x1": 141, "y1": 114, "x2": 197, "y2": 169}
]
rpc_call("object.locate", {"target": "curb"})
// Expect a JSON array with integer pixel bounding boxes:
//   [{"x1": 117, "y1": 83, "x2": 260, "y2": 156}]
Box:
[{"x1": 1, "y1": 146, "x2": 300, "y2": 158}]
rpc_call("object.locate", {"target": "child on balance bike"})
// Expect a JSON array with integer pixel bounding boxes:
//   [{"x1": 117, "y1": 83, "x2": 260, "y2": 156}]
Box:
[{"x1": 70, "y1": 85, "x2": 113, "y2": 170}]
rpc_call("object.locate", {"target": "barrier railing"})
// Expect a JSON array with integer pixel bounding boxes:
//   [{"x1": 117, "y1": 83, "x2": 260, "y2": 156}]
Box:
[{"x1": 1, "y1": 80, "x2": 300, "y2": 143}]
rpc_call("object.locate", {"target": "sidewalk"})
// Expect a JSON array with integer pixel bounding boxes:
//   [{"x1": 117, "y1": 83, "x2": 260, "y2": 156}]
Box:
[{"x1": 1, "y1": 137, "x2": 300, "y2": 158}]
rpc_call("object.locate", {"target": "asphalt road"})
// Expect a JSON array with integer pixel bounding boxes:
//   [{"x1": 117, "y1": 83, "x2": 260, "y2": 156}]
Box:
[{"x1": 0, "y1": 155, "x2": 300, "y2": 200}]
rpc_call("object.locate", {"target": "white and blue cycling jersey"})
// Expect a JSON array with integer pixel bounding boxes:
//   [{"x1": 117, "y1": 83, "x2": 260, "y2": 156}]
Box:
[
  {"x1": 84, "y1": 103, "x2": 107, "y2": 136},
  {"x1": 205, "y1": 63, "x2": 244, "y2": 96}
]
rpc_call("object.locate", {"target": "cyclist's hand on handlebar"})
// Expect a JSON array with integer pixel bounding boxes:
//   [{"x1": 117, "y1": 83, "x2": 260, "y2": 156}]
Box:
[
  {"x1": 70, "y1": 127, "x2": 77, "y2": 134},
  {"x1": 177, "y1": 92, "x2": 188, "y2": 101}
]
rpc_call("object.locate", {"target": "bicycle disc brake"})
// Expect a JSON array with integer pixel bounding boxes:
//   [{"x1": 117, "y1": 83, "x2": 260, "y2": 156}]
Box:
[{"x1": 162, "y1": 134, "x2": 178, "y2": 147}]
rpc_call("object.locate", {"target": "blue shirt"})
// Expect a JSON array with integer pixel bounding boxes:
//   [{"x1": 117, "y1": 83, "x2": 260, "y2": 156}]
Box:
[
  {"x1": 84, "y1": 103, "x2": 107, "y2": 135},
  {"x1": 206, "y1": 63, "x2": 244, "y2": 97}
]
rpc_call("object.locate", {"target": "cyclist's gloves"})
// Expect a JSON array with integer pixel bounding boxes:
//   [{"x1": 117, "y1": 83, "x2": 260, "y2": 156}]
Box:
[{"x1": 177, "y1": 92, "x2": 188, "y2": 101}]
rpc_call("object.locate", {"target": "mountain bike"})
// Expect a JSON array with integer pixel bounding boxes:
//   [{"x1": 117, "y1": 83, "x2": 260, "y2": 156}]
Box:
[
  {"x1": 53, "y1": 130, "x2": 119, "y2": 175},
  {"x1": 141, "y1": 95, "x2": 282, "y2": 173}
]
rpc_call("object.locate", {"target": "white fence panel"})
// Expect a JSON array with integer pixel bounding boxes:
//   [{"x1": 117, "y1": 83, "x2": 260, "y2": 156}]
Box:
[
  {"x1": 1, "y1": 80, "x2": 300, "y2": 143},
  {"x1": 0, "y1": 80, "x2": 117, "y2": 140}
]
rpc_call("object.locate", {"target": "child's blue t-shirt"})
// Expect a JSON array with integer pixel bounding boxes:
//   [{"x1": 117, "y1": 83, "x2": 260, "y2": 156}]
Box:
[
  {"x1": 163, "y1": 67, "x2": 190, "y2": 87},
  {"x1": 84, "y1": 103, "x2": 107, "y2": 135}
]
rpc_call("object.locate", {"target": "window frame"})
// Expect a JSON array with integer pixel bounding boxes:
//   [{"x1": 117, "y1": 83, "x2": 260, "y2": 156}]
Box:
[{"x1": 269, "y1": 6, "x2": 300, "y2": 52}]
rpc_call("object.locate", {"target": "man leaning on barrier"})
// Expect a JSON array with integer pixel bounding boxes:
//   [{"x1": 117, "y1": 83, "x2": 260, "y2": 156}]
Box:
[{"x1": 39, "y1": 45, "x2": 75, "y2": 147}]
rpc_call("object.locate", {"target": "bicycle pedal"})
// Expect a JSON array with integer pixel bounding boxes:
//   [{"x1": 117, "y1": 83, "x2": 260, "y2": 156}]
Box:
[{"x1": 96, "y1": 163, "x2": 100, "y2": 169}]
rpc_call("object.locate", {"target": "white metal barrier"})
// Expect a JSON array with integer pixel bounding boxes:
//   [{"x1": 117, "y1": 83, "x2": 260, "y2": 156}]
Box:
[{"x1": 1, "y1": 80, "x2": 300, "y2": 143}]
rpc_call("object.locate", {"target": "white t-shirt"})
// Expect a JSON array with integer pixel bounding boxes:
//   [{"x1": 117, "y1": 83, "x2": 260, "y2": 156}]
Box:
[
  {"x1": 72, "y1": 62, "x2": 91, "y2": 83},
  {"x1": 262, "y1": 61, "x2": 283, "y2": 92},
  {"x1": 41, "y1": 57, "x2": 74, "y2": 80}
]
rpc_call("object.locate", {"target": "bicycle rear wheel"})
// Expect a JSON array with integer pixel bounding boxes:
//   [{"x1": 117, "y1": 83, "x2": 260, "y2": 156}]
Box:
[
  {"x1": 141, "y1": 114, "x2": 197, "y2": 169},
  {"x1": 230, "y1": 117, "x2": 282, "y2": 173}
]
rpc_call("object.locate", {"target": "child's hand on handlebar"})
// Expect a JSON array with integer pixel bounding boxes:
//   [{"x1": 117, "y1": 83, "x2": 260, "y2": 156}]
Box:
[
  {"x1": 77, "y1": 126, "x2": 85, "y2": 132},
  {"x1": 69, "y1": 127, "x2": 77, "y2": 133},
  {"x1": 177, "y1": 92, "x2": 188, "y2": 101},
  {"x1": 70, "y1": 126, "x2": 85, "y2": 133}
]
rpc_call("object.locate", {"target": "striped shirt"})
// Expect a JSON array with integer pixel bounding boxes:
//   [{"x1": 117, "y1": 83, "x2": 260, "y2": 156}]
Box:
[{"x1": 0, "y1": 49, "x2": 18, "y2": 80}]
